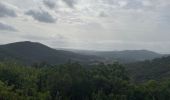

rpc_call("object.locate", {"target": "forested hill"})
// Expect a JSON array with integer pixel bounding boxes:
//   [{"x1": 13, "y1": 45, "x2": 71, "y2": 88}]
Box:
[
  {"x1": 126, "y1": 56, "x2": 170, "y2": 82},
  {"x1": 0, "y1": 41, "x2": 101, "y2": 65}
]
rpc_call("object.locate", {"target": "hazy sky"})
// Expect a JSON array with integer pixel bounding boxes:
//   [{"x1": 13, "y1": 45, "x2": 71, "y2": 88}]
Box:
[{"x1": 0, "y1": 0, "x2": 170, "y2": 53}]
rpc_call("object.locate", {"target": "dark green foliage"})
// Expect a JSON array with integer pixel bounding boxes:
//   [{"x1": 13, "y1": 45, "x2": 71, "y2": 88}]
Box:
[
  {"x1": 0, "y1": 61, "x2": 51, "y2": 100},
  {"x1": 0, "y1": 61, "x2": 170, "y2": 100},
  {"x1": 126, "y1": 56, "x2": 170, "y2": 82}
]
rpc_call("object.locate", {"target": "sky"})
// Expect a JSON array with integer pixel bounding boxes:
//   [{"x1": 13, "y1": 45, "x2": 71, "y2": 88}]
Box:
[{"x1": 0, "y1": 0, "x2": 170, "y2": 53}]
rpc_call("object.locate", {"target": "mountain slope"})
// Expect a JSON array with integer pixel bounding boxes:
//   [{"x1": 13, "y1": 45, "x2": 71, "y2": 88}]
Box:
[
  {"x1": 0, "y1": 41, "x2": 101, "y2": 65},
  {"x1": 126, "y1": 56, "x2": 170, "y2": 82}
]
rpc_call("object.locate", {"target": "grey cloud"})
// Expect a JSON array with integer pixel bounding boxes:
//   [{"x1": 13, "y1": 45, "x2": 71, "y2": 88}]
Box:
[
  {"x1": 25, "y1": 10, "x2": 56, "y2": 23},
  {"x1": 0, "y1": 2, "x2": 17, "y2": 17},
  {"x1": 43, "y1": 0, "x2": 57, "y2": 9},
  {"x1": 125, "y1": 0, "x2": 144, "y2": 9},
  {"x1": 121, "y1": 0, "x2": 144, "y2": 9},
  {"x1": 99, "y1": 12, "x2": 108, "y2": 17},
  {"x1": 62, "y1": 0, "x2": 76, "y2": 8},
  {"x1": 0, "y1": 22, "x2": 17, "y2": 31}
]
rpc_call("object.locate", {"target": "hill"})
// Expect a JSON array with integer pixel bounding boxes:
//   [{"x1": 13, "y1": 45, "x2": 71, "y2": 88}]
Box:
[{"x1": 0, "y1": 41, "x2": 101, "y2": 65}]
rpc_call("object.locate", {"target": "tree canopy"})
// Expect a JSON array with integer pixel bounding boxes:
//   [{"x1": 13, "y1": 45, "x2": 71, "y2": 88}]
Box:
[{"x1": 0, "y1": 61, "x2": 169, "y2": 100}]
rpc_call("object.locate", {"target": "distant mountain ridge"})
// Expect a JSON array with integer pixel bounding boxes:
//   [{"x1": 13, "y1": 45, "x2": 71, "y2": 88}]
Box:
[
  {"x1": 68, "y1": 49, "x2": 163, "y2": 63},
  {"x1": 0, "y1": 41, "x2": 100, "y2": 65},
  {"x1": 0, "y1": 41, "x2": 165, "y2": 65}
]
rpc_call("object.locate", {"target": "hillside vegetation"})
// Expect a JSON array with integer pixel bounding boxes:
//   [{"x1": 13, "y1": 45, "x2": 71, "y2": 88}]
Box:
[{"x1": 126, "y1": 56, "x2": 170, "y2": 82}]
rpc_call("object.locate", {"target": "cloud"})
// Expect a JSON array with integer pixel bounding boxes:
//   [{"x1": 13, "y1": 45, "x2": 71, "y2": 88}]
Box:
[
  {"x1": 43, "y1": 0, "x2": 57, "y2": 9},
  {"x1": 125, "y1": 0, "x2": 143, "y2": 9},
  {"x1": 62, "y1": 0, "x2": 76, "y2": 8},
  {"x1": 99, "y1": 12, "x2": 108, "y2": 17},
  {"x1": 0, "y1": 22, "x2": 17, "y2": 31},
  {"x1": 0, "y1": 2, "x2": 17, "y2": 17},
  {"x1": 25, "y1": 10, "x2": 56, "y2": 23}
]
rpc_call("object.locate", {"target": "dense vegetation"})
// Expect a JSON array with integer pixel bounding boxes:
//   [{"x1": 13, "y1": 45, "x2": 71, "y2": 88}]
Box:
[
  {"x1": 0, "y1": 61, "x2": 170, "y2": 100},
  {"x1": 126, "y1": 56, "x2": 170, "y2": 82}
]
